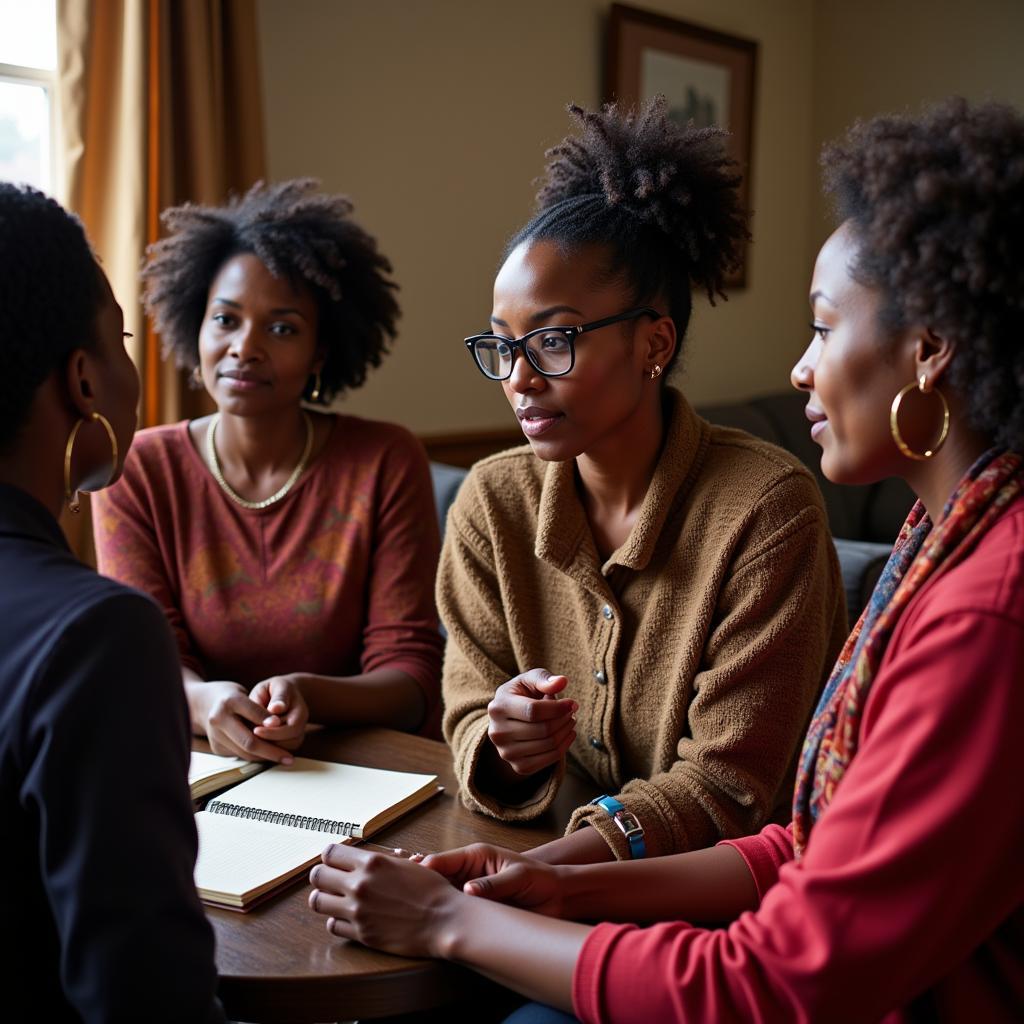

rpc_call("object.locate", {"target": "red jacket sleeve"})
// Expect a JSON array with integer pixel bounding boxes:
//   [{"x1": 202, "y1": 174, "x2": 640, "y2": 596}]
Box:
[
  {"x1": 574, "y1": 610, "x2": 1024, "y2": 1024},
  {"x1": 719, "y1": 823, "x2": 795, "y2": 902}
]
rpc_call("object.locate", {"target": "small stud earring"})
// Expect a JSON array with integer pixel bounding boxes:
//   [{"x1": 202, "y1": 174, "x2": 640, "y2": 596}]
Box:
[{"x1": 650, "y1": 364, "x2": 663, "y2": 380}]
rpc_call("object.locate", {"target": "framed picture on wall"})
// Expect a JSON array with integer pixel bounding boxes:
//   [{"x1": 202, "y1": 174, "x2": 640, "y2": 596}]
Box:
[{"x1": 606, "y1": 3, "x2": 757, "y2": 287}]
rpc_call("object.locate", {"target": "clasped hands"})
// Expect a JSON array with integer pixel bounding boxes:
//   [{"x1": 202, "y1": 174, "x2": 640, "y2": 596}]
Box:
[{"x1": 198, "y1": 673, "x2": 309, "y2": 763}]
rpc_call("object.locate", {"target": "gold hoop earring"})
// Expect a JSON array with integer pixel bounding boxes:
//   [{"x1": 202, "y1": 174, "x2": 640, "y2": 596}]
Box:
[
  {"x1": 889, "y1": 375, "x2": 950, "y2": 461},
  {"x1": 64, "y1": 412, "x2": 119, "y2": 513},
  {"x1": 650, "y1": 364, "x2": 663, "y2": 380},
  {"x1": 309, "y1": 371, "x2": 322, "y2": 403}
]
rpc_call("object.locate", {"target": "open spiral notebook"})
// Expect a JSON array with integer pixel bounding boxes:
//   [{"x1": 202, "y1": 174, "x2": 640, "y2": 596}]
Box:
[{"x1": 193, "y1": 755, "x2": 440, "y2": 911}]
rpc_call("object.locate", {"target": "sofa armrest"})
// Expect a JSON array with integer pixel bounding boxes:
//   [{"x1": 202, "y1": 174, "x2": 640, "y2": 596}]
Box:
[{"x1": 430, "y1": 461, "x2": 469, "y2": 543}]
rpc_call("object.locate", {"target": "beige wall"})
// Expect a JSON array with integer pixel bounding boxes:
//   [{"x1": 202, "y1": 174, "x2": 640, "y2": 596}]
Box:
[
  {"x1": 810, "y1": 0, "x2": 1024, "y2": 259},
  {"x1": 257, "y1": 0, "x2": 815, "y2": 435}
]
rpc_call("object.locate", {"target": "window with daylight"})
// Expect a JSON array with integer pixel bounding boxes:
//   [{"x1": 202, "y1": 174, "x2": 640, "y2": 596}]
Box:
[{"x1": 0, "y1": 0, "x2": 58, "y2": 192}]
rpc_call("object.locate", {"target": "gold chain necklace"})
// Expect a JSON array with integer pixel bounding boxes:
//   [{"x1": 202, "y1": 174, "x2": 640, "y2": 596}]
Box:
[{"x1": 205, "y1": 411, "x2": 314, "y2": 510}]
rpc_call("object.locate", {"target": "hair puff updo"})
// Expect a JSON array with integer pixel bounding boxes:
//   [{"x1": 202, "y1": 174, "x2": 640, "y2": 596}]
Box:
[{"x1": 508, "y1": 97, "x2": 750, "y2": 373}]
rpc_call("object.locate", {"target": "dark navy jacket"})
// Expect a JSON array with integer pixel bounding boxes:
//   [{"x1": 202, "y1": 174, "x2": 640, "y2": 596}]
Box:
[{"x1": 0, "y1": 483, "x2": 222, "y2": 1022}]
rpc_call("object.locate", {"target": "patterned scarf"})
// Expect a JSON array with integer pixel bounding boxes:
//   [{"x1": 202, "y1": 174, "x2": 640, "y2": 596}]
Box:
[{"x1": 792, "y1": 448, "x2": 1023, "y2": 859}]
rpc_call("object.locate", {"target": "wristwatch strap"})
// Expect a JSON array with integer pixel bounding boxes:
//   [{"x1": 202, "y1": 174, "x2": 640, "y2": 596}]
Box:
[{"x1": 592, "y1": 794, "x2": 646, "y2": 859}]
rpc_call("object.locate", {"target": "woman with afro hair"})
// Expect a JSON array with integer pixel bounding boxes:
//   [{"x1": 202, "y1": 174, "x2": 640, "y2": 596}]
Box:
[
  {"x1": 93, "y1": 180, "x2": 444, "y2": 759},
  {"x1": 435, "y1": 96, "x2": 847, "y2": 867},
  {"x1": 308, "y1": 98, "x2": 1024, "y2": 1023}
]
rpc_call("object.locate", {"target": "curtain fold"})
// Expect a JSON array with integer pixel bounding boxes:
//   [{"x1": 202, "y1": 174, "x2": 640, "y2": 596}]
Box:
[{"x1": 56, "y1": 0, "x2": 266, "y2": 560}]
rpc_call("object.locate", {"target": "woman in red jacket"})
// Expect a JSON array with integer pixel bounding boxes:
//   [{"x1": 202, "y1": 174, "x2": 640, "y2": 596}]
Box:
[{"x1": 307, "y1": 97, "x2": 1024, "y2": 1023}]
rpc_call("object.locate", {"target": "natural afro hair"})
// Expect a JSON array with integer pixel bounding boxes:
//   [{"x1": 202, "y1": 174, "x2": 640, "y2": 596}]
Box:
[
  {"x1": 142, "y1": 178, "x2": 399, "y2": 403},
  {"x1": 0, "y1": 183, "x2": 103, "y2": 451},
  {"x1": 508, "y1": 97, "x2": 750, "y2": 372},
  {"x1": 823, "y1": 97, "x2": 1024, "y2": 451}
]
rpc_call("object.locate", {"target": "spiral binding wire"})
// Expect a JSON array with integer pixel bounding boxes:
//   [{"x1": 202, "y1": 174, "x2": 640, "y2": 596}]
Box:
[{"x1": 207, "y1": 800, "x2": 362, "y2": 838}]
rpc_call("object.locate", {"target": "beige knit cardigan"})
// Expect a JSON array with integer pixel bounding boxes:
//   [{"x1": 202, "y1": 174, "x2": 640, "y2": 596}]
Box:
[{"x1": 439, "y1": 389, "x2": 848, "y2": 859}]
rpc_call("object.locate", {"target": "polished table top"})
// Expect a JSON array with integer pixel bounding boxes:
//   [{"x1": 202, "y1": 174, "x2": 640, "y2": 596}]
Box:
[{"x1": 206, "y1": 728, "x2": 593, "y2": 1023}]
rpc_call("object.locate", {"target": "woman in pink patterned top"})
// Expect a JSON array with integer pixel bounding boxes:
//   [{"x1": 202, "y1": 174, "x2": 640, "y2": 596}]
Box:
[{"x1": 93, "y1": 180, "x2": 443, "y2": 760}]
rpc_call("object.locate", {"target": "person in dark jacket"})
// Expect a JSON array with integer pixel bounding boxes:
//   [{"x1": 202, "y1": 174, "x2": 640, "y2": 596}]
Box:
[{"x1": 0, "y1": 182, "x2": 223, "y2": 1023}]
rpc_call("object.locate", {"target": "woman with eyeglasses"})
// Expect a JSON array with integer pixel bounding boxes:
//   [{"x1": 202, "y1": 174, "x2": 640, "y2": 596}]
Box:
[
  {"x1": 310, "y1": 96, "x2": 1024, "y2": 1024},
  {"x1": 441, "y1": 99, "x2": 847, "y2": 866},
  {"x1": 0, "y1": 183, "x2": 222, "y2": 1021},
  {"x1": 92, "y1": 180, "x2": 444, "y2": 761}
]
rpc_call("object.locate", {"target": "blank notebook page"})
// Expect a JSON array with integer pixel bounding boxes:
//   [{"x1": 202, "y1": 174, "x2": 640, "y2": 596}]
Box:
[{"x1": 195, "y1": 811, "x2": 346, "y2": 897}]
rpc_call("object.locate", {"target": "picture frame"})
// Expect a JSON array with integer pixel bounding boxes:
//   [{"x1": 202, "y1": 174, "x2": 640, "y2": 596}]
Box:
[{"x1": 606, "y1": 3, "x2": 758, "y2": 288}]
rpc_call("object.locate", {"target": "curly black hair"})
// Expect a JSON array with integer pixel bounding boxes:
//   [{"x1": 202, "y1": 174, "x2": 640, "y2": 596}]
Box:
[
  {"x1": 0, "y1": 183, "x2": 103, "y2": 451},
  {"x1": 142, "y1": 179, "x2": 400, "y2": 403},
  {"x1": 823, "y1": 97, "x2": 1024, "y2": 451},
  {"x1": 508, "y1": 97, "x2": 750, "y2": 372}
]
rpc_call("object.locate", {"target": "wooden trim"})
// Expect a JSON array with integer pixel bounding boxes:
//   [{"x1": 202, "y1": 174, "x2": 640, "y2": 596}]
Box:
[{"x1": 418, "y1": 428, "x2": 523, "y2": 468}]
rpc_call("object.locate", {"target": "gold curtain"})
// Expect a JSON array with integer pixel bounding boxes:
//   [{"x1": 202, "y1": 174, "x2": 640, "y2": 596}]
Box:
[{"x1": 56, "y1": 0, "x2": 266, "y2": 560}]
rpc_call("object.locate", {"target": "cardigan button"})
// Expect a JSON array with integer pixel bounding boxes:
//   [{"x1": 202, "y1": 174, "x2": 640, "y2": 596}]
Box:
[
  {"x1": 593, "y1": 669, "x2": 606, "y2": 684},
  {"x1": 590, "y1": 737, "x2": 606, "y2": 751},
  {"x1": 601, "y1": 604, "x2": 614, "y2": 621}
]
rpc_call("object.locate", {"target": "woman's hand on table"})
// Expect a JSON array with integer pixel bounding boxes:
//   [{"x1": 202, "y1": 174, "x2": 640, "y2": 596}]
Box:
[
  {"x1": 486, "y1": 668, "x2": 577, "y2": 777},
  {"x1": 421, "y1": 843, "x2": 566, "y2": 917},
  {"x1": 249, "y1": 673, "x2": 310, "y2": 750},
  {"x1": 190, "y1": 679, "x2": 297, "y2": 763},
  {"x1": 309, "y1": 844, "x2": 463, "y2": 958}
]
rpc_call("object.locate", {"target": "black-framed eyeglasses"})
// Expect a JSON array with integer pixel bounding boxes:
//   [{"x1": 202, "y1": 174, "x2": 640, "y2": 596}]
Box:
[{"x1": 464, "y1": 306, "x2": 662, "y2": 381}]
